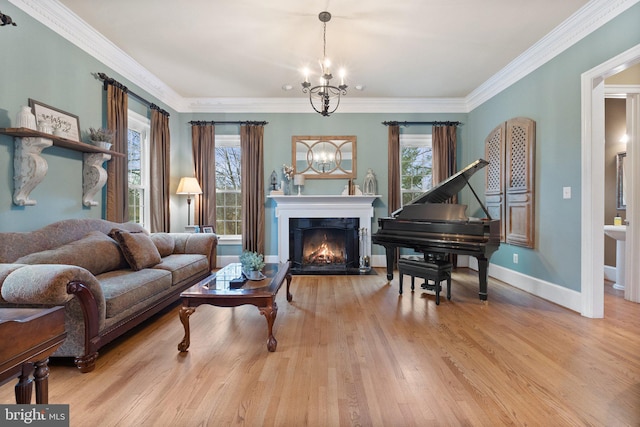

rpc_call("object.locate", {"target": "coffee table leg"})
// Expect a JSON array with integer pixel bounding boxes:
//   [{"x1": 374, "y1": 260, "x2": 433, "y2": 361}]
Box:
[
  {"x1": 259, "y1": 300, "x2": 278, "y2": 352},
  {"x1": 286, "y1": 272, "x2": 293, "y2": 302},
  {"x1": 178, "y1": 306, "x2": 196, "y2": 352}
]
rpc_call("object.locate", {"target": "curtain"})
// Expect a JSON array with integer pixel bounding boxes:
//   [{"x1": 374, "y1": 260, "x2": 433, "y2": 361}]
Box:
[
  {"x1": 432, "y1": 123, "x2": 458, "y2": 266},
  {"x1": 387, "y1": 124, "x2": 401, "y2": 268},
  {"x1": 240, "y1": 124, "x2": 265, "y2": 254},
  {"x1": 432, "y1": 124, "x2": 458, "y2": 204},
  {"x1": 106, "y1": 84, "x2": 129, "y2": 223},
  {"x1": 387, "y1": 124, "x2": 401, "y2": 216},
  {"x1": 191, "y1": 124, "x2": 216, "y2": 228},
  {"x1": 149, "y1": 107, "x2": 170, "y2": 232},
  {"x1": 191, "y1": 123, "x2": 216, "y2": 268}
]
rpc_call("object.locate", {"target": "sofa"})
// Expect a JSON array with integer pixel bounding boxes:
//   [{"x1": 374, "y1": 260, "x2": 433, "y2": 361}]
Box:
[{"x1": 0, "y1": 218, "x2": 217, "y2": 373}]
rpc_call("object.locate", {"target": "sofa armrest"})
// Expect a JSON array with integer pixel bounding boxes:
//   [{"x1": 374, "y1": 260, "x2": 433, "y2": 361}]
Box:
[
  {"x1": 1, "y1": 264, "x2": 105, "y2": 311},
  {"x1": 167, "y1": 233, "x2": 218, "y2": 271}
]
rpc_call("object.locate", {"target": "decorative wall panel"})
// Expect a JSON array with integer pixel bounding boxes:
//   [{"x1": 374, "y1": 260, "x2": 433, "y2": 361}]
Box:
[{"x1": 485, "y1": 117, "x2": 536, "y2": 248}]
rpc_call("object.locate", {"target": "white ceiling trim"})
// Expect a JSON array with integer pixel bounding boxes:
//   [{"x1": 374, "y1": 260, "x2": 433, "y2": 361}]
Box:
[
  {"x1": 9, "y1": 0, "x2": 639, "y2": 114},
  {"x1": 185, "y1": 97, "x2": 468, "y2": 114}
]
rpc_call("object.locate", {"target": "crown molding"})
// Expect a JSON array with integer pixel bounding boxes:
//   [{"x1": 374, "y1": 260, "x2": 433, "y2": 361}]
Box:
[
  {"x1": 466, "y1": 0, "x2": 640, "y2": 111},
  {"x1": 10, "y1": 0, "x2": 638, "y2": 114},
  {"x1": 185, "y1": 97, "x2": 468, "y2": 114},
  {"x1": 605, "y1": 84, "x2": 640, "y2": 97}
]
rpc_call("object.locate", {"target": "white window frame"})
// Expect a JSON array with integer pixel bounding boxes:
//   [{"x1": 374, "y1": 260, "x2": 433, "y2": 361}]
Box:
[
  {"x1": 215, "y1": 134, "x2": 242, "y2": 245},
  {"x1": 128, "y1": 110, "x2": 150, "y2": 228},
  {"x1": 399, "y1": 134, "x2": 433, "y2": 205}
]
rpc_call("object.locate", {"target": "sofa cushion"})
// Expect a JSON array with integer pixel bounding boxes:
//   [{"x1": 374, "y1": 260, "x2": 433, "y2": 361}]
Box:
[
  {"x1": 109, "y1": 229, "x2": 162, "y2": 271},
  {"x1": 96, "y1": 268, "x2": 172, "y2": 318},
  {"x1": 14, "y1": 231, "x2": 126, "y2": 275},
  {"x1": 152, "y1": 254, "x2": 210, "y2": 287},
  {"x1": 150, "y1": 233, "x2": 175, "y2": 257}
]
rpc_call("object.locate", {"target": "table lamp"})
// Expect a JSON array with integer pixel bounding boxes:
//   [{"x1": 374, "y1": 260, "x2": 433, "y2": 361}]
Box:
[
  {"x1": 293, "y1": 174, "x2": 305, "y2": 195},
  {"x1": 176, "y1": 177, "x2": 202, "y2": 225}
]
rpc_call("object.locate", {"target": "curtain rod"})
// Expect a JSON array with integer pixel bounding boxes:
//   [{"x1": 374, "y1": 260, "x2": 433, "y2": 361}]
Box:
[
  {"x1": 97, "y1": 72, "x2": 170, "y2": 117},
  {"x1": 188, "y1": 120, "x2": 268, "y2": 126},
  {"x1": 382, "y1": 121, "x2": 462, "y2": 127}
]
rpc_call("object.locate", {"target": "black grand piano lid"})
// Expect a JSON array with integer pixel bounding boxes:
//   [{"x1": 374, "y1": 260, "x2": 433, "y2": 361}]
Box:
[{"x1": 392, "y1": 158, "x2": 490, "y2": 216}]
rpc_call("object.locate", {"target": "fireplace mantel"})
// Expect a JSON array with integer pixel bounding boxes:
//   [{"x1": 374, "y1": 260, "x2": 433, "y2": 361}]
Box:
[{"x1": 269, "y1": 195, "x2": 379, "y2": 264}]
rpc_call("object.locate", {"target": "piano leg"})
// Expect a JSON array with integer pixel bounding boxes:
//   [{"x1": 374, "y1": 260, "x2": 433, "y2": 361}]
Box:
[
  {"x1": 384, "y1": 247, "x2": 395, "y2": 281},
  {"x1": 476, "y1": 255, "x2": 489, "y2": 301}
]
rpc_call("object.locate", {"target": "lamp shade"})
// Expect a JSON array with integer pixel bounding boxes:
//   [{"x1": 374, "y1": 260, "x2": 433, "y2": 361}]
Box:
[
  {"x1": 176, "y1": 177, "x2": 202, "y2": 195},
  {"x1": 293, "y1": 174, "x2": 305, "y2": 186}
]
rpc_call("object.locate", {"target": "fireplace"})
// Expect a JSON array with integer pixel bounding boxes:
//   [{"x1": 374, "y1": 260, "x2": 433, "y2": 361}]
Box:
[
  {"x1": 269, "y1": 195, "x2": 379, "y2": 271},
  {"x1": 289, "y1": 217, "x2": 359, "y2": 274}
]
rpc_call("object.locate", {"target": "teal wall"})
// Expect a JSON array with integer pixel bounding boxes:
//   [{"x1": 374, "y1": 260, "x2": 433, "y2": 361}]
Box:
[
  {"x1": 1, "y1": 1, "x2": 639, "y2": 293},
  {"x1": 464, "y1": 3, "x2": 640, "y2": 291}
]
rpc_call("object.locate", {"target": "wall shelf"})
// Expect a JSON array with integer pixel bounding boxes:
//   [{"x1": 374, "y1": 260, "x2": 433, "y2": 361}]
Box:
[
  {"x1": 0, "y1": 127, "x2": 119, "y2": 207},
  {"x1": 0, "y1": 127, "x2": 124, "y2": 157}
]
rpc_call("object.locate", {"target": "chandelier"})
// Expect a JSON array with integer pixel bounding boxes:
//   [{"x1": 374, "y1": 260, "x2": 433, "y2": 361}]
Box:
[{"x1": 301, "y1": 11, "x2": 347, "y2": 117}]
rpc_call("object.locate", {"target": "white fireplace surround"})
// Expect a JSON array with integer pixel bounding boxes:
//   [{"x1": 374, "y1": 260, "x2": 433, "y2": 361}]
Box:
[{"x1": 269, "y1": 195, "x2": 379, "y2": 264}]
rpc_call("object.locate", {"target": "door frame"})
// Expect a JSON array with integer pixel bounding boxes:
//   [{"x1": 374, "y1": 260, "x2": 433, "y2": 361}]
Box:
[{"x1": 581, "y1": 44, "x2": 640, "y2": 317}]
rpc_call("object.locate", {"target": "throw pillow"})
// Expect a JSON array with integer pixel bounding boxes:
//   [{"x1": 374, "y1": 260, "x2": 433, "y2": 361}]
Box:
[
  {"x1": 150, "y1": 233, "x2": 175, "y2": 257},
  {"x1": 109, "y1": 229, "x2": 161, "y2": 271},
  {"x1": 15, "y1": 231, "x2": 126, "y2": 275}
]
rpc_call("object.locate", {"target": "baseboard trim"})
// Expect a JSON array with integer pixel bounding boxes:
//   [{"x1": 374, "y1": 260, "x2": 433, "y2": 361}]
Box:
[
  {"x1": 488, "y1": 264, "x2": 582, "y2": 313},
  {"x1": 460, "y1": 256, "x2": 580, "y2": 312},
  {"x1": 604, "y1": 265, "x2": 616, "y2": 282}
]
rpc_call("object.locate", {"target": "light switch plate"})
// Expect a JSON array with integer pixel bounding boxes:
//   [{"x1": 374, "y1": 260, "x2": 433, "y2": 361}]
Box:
[{"x1": 563, "y1": 186, "x2": 571, "y2": 199}]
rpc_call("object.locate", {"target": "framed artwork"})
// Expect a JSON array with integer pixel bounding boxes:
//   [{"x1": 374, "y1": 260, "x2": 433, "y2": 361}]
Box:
[
  {"x1": 202, "y1": 226, "x2": 215, "y2": 234},
  {"x1": 29, "y1": 98, "x2": 81, "y2": 141}
]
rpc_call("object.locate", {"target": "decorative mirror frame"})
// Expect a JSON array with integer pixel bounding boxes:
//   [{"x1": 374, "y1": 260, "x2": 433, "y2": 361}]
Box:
[
  {"x1": 292, "y1": 135, "x2": 357, "y2": 179},
  {"x1": 617, "y1": 151, "x2": 626, "y2": 210}
]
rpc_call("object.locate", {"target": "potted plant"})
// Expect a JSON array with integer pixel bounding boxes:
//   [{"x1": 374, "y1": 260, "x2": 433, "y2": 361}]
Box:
[
  {"x1": 88, "y1": 127, "x2": 114, "y2": 150},
  {"x1": 240, "y1": 250, "x2": 265, "y2": 280}
]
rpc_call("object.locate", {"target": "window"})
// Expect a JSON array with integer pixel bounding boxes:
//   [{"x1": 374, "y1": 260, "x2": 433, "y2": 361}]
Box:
[
  {"x1": 127, "y1": 111, "x2": 150, "y2": 227},
  {"x1": 400, "y1": 134, "x2": 433, "y2": 205},
  {"x1": 215, "y1": 135, "x2": 242, "y2": 240}
]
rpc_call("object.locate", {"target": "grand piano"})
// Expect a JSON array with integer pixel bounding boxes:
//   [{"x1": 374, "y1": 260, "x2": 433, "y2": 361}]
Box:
[{"x1": 372, "y1": 159, "x2": 500, "y2": 301}]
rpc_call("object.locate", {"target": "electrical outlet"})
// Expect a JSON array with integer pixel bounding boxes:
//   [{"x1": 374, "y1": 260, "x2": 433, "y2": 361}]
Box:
[
  {"x1": 513, "y1": 254, "x2": 519, "y2": 264},
  {"x1": 563, "y1": 186, "x2": 571, "y2": 199}
]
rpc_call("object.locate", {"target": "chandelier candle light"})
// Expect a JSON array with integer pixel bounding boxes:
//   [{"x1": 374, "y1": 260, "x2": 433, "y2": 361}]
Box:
[
  {"x1": 302, "y1": 11, "x2": 347, "y2": 117},
  {"x1": 176, "y1": 177, "x2": 202, "y2": 226}
]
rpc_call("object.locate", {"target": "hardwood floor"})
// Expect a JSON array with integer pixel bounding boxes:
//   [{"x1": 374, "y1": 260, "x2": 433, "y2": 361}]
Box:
[{"x1": 2, "y1": 268, "x2": 639, "y2": 426}]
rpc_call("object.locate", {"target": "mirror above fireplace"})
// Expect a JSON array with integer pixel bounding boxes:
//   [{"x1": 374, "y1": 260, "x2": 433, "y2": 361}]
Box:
[{"x1": 292, "y1": 135, "x2": 356, "y2": 179}]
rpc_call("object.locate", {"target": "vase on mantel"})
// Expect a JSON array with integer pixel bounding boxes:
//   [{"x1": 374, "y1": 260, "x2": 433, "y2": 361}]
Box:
[{"x1": 16, "y1": 106, "x2": 36, "y2": 130}]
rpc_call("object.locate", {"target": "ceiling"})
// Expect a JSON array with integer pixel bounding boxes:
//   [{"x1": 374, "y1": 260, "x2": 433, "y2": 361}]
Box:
[{"x1": 54, "y1": 0, "x2": 591, "y2": 103}]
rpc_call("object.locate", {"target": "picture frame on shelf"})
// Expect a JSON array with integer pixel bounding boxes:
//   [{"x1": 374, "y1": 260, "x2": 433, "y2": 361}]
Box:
[
  {"x1": 202, "y1": 225, "x2": 215, "y2": 234},
  {"x1": 28, "y1": 98, "x2": 81, "y2": 142}
]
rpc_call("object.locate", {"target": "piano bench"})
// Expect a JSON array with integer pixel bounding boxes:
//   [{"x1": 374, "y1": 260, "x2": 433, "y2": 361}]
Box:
[{"x1": 398, "y1": 258, "x2": 452, "y2": 305}]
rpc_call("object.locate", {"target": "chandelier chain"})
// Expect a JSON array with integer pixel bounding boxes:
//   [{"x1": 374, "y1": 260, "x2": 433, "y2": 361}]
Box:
[{"x1": 323, "y1": 21, "x2": 327, "y2": 64}]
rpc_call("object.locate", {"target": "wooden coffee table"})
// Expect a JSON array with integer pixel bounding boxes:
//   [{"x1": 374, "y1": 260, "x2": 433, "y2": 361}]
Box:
[{"x1": 178, "y1": 262, "x2": 292, "y2": 353}]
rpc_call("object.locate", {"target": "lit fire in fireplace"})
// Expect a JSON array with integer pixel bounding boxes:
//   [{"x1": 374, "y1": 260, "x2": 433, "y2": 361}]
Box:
[{"x1": 303, "y1": 233, "x2": 345, "y2": 265}]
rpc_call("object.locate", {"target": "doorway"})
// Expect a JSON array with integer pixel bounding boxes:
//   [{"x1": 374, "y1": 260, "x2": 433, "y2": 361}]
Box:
[{"x1": 581, "y1": 44, "x2": 640, "y2": 318}]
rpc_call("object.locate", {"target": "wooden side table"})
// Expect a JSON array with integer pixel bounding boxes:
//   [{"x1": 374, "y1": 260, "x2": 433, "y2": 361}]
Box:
[{"x1": 0, "y1": 307, "x2": 66, "y2": 404}]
